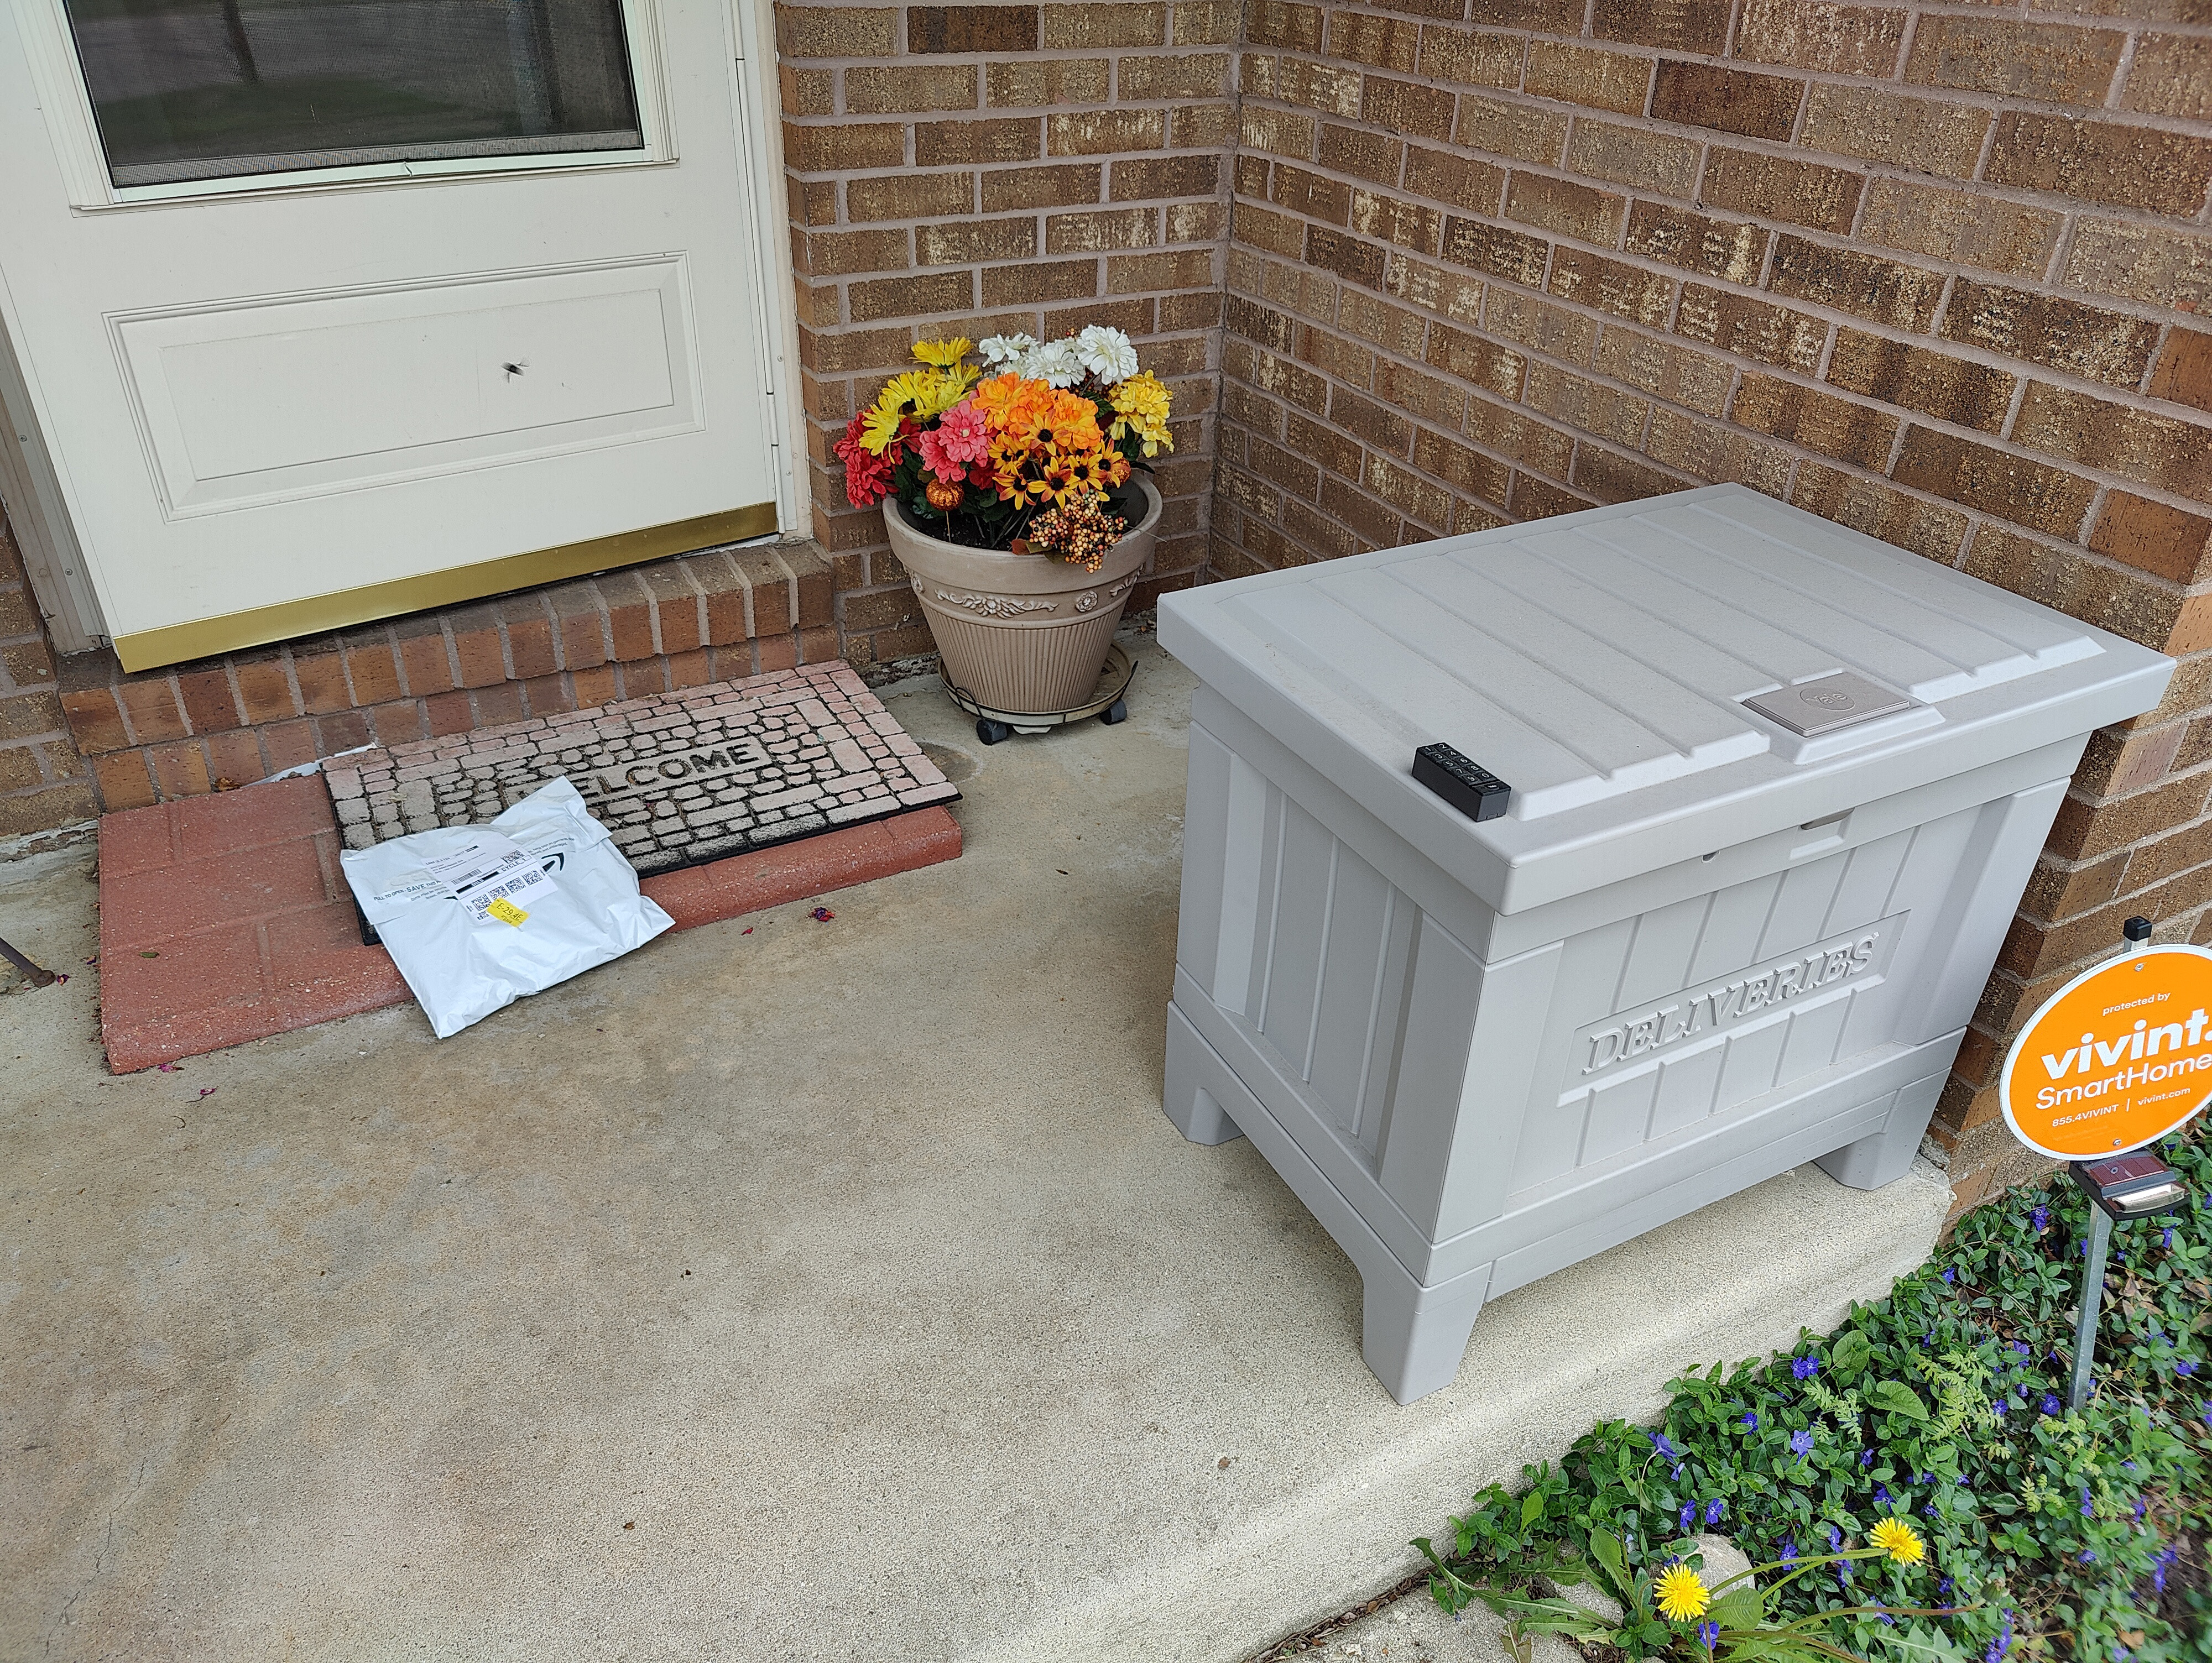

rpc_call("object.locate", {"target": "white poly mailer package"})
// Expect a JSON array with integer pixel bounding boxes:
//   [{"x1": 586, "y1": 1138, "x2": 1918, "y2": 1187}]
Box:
[{"x1": 340, "y1": 777, "x2": 674, "y2": 1038}]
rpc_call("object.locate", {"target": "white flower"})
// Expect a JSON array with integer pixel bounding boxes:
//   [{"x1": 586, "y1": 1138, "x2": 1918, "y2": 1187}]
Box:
[
  {"x1": 977, "y1": 333, "x2": 1037, "y2": 368},
  {"x1": 1019, "y1": 337, "x2": 1084, "y2": 388},
  {"x1": 1073, "y1": 324, "x2": 1139, "y2": 383}
]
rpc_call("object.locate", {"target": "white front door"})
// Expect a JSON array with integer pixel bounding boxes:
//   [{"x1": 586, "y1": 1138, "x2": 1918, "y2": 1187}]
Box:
[{"x1": 0, "y1": 0, "x2": 785, "y2": 671}]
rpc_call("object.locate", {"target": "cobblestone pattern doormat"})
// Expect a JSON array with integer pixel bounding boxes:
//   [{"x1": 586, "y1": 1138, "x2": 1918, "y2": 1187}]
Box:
[{"x1": 325, "y1": 663, "x2": 957, "y2": 877}]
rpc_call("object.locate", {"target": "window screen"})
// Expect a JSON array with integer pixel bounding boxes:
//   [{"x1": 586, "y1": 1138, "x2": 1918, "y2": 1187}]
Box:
[{"x1": 64, "y1": 0, "x2": 644, "y2": 186}]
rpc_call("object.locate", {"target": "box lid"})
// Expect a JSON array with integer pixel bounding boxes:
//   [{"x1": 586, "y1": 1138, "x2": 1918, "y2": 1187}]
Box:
[{"x1": 1159, "y1": 486, "x2": 2173, "y2": 914}]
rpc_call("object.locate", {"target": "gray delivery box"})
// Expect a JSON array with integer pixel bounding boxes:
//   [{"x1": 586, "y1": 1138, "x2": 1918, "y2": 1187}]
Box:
[{"x1": 1157, "y1": 485, "x2": 2171, "y2": 1404}]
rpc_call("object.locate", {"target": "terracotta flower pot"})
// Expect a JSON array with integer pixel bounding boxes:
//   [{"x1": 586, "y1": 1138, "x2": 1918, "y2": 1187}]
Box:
[{"x1": 884, "y1": 480, "x2": 1162, "y2": 715}]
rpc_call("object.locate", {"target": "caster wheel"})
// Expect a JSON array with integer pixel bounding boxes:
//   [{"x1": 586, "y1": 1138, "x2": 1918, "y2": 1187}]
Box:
[
  {"x1": 975, "y1": 718, "x2": 1013, "y2": 745},
  {"x1": 1100, "y1": 699, "x2": 1129, "y2": 726}
]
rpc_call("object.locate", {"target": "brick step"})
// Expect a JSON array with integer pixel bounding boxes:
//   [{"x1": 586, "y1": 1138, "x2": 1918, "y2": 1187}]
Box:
[{"x1": 59, "y1": 539, "x2": 835, "y2": 812}]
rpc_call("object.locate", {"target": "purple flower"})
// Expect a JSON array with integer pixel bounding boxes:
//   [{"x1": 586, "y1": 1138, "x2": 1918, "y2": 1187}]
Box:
[
  {"x1": 1859, "y1": 1448, "x2": 1876, "y2": 1468},
  {"x1": 1792, "y1": 1356, "x2": 1819, "y2": 1380},
  {"x1": 2010, "y1": 1341, "x2": 2032, "y2": 1358},
  {"x1": 1942, "y1": 1267, "x2": 1956, "y2": 1283},
  {"x1": 2079, "y1": 1548, "x2": 2098, "y2": 1565},
  {"x1": 1696, "y1": 1621, "x2": 1720, "y2": 1651},
  {"x1": 1650, "y1": 1431, "x2": 1681, "y2": 1459},
  {"x1": 1880, "y1": 1613, "x2": 1898, "y2": 1627},
  {"x1": 1875, "y1": 1484, "x2": 1893, "y2": 1506},
  {"x1": 1790, "y1": 1429, "x2": 1814, "y2": 1456},
  {"x1": 2031, "y1": 1205, "x2": 2049, "y2": 1231},
  {"x1": 1837, "y1": 1560, "x2": 1854, "y2": 1584},
  {"x1": 2162, "y1": 1227, "x2": 2177, "y2": 1248},
  {"x1": 1828, "y1": 1525, "x2": 1844, "y2": 1552},
  {"x1": 1740, "y1": 1411, "x2": 1757, "y2": 1430},
  {"x1": 2042, "y1": 1393, "x2": 2062, "y2": 1415},
  {"x1": 2155, "y1": 1546, "x2": 2179, "y2": 1593},
  {"x1": 2179, "y1": 1360, "x2": 2199, "y2": 1377},
  {"x1": 1780, "y1": 1539, "x2": 1799, "y2": 1567},
  {"x1": 2133, "y1": 1499, "x2": 2147, "y2": 1521},
  {"x1": 1992, "y1": 1398, "x2": 2008, "y2": 1418},
  {"x1": 1681, "y1": 1502, "x2": 1698, "y2": 1531},
  {"x1": 2081, "y1": 1487, "x2": 2094, "y2": 1517},
  {"x1": 1939, "y1": 1576, "x2": 1955, "y2": 1598},
  {"x1": 1986, "y1": 1608, "x2": 2016, "y2": 1663},
  {"x1": 1706, "y1": 1498, "x2": 1725, "y2": 1525}
]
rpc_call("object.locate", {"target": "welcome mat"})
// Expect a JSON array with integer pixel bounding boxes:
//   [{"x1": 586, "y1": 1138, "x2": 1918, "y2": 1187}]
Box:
[{"x1": 326, "y1": 661, "x2": 957, "y2": 876}]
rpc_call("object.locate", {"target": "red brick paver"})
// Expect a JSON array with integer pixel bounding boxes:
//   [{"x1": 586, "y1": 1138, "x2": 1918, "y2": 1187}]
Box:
[{"x1": 97, "y1": 775, "x2": 961, "y2": 1073}]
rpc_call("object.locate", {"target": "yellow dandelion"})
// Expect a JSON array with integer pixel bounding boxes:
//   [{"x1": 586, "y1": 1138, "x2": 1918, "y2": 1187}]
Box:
[
  {"x1": 1869, "y1": 1518, "x2": 1925, "y2": 1565},
  {"x1": 912, "y1": 337, "x2": 972, "y2": 368},
  {"x1": 1653, "y1": 1564, "x2": 1710, "y2": 1623}
]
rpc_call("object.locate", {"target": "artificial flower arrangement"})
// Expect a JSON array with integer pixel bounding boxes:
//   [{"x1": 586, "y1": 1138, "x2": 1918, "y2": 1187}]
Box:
[{"x1": 833, "y1": 327, "x2": 1173, "y2": 572}]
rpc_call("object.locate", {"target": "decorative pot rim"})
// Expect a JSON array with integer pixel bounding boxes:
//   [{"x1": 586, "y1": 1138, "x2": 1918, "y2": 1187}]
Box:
[{"x1": 886, "y1": 477, "x2": 1164, "y2": 563}]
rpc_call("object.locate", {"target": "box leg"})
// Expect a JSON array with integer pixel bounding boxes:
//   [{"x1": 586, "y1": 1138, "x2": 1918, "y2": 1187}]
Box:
[
  {"x1": 1361, "y1": 1269, "x2": 1489, "y2": 1405},
  {"x1": 1815, "y1": 1071, "x2": 1945, "y2": 1190},
  {"x1": 1163, "y1": 1001, "x2": 1245, "y2": 1145}
]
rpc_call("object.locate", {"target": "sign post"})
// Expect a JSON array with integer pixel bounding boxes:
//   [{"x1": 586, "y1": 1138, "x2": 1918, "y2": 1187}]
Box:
[{"x1": 1998, "y1": 916, "x2": 2205, "y2": 1409}]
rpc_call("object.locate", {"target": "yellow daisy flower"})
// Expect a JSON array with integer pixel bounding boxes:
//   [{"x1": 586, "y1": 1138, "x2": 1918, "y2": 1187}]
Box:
[
  {"x1": 858, "y1": 401, "x2": 906, "y2": 456},
  {"x1": 1653, "y1": 1564, "x2": 1710, "y2": 1623},
  {"x1": 911, "y1": 337, "x2": 972, "y2": 368},
  {"x1": 1869, "y1": 1518, "x2": 1926, "y2": 1565}
]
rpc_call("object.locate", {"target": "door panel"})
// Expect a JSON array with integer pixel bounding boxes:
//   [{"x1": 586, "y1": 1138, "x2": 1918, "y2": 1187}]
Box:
[{"x1": 117, "y1": 255, "x2": 698, "y2": 510}]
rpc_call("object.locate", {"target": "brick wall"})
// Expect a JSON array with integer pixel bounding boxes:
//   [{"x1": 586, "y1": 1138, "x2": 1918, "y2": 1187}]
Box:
[
  {"x1": 776, "y1": 0, "x2": 1236, "y2": 660},
  {"x1": 1212, "y1": 0, "x2": 2211, "y2": 1216},
  {"x1": 0, "y1": 509, "x2": 97, "y2": 837}
]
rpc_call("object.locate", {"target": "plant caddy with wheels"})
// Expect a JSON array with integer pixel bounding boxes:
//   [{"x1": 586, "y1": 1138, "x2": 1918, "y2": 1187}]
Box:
[{"x1": 1997, "y1": 914, "x2": 2205, "y2": 1408}]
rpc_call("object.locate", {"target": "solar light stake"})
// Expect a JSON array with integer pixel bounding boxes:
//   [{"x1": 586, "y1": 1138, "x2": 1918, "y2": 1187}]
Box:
[
  {"x1": 2066, "y1": 914, "x2": 2158, "y2": 1413},
  {"x1": 2067, "y1": 1202, "x2": 2113, "y2": 1413}
]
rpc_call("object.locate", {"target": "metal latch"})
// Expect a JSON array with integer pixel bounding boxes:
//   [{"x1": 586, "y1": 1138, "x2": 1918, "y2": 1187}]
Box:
[{"x1": 1743, "y1": 672, "x2": 1915, "y2": 737}]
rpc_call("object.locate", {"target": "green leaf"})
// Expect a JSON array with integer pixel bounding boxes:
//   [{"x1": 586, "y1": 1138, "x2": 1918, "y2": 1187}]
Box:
[
  {"x1": 1589, "y1": 1529, "x2": 1628, "y2": 1596},
  {"x1": 1710, "y1": 1585, "x2": 1764, "y2": 1631},
  {"x1": 1830, "y1": 1330, "x2": 1872, "y2": 1377},
  {"x1": 1864, "y1": 1380, "x2": 1929, "y2": 1421},
  {"x1": 1521, "y1": 1488, "x2": 1545, "y2": 1532}
]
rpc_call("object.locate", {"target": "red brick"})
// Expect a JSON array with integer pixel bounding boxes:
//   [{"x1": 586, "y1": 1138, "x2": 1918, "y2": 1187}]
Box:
[
  {"x1": 1652, "y1": 61, "x2": 1803, "y2": 139},
  {"x1": 176, "y1": 668, "x2": 241, "y2": 734},
  {"x1": 2013, "y1": 383, "x2": 2212, "y2": 506},
  {"x1": 1734, "y1": 0, "x2": 1903, "y2": 76},
  {"x1": 1824, "y1": 331, "x2": 2016, "y2": 434},
  {"x1": 1625, "y1": 202, "x2": 1767, "y2": 285},
  {"x1": 2089, "y1": 494, "x2": 2212, "y2": 586},
  {"x1": 204, "y1": 730, "x2": 265, "y2": 789},
  {"x1": 1988, "y1": 114, "x2": 2212, "y2": 216},
  {"x1": 60, "y1": 688, "x2": 127, "y2": 754},
  {"x1": 1700, "y1": 148, "x2": 1863, "y2": 234},
  {"x1": 2148, "y1": 327, "x2": 2212, "y2": 416},
  {"x1": 1939, "y1": 281, "x2": 2159, "y2": 390},
  {"x1": 1524, "y1": 42, "x2": 1653, "y2": 114},
  {"x1": 368, "y1": 699, "x2": 426, "y2": 747},
  {"x1": 1892, "y1": 428, "x2": 2097, "y2": 539},
  {"x1": 393, "y1": 620, "x2": 455, "y2": 695},
  {"x1": 1769, "y1": 237, "x2": 1944, "y2": 332},
  {"x1": 92, "y1": 751, "x2": 157, "y2": 812},
  {"x1": 147, "y1": 739, "x2": 212, "y2": 800},
  {"x1": 1592, "y1": 0, "x2": 1730, "y2": 54},
  {"x1": 1729, "y1": 373, "x2": 1897, "y2": 469},
  {"x1": 1504, "y1": 172, "x2": 1626, "y2": 245},
  {"x1": 1905, "y1": 17, "x2": 2125, "y2": 107},
  {"x1": 233, "y1": 656, "x2": 298, "y2": 725}
]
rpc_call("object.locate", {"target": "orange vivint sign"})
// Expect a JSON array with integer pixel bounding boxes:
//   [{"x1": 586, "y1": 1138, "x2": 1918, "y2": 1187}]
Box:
[{"x1": 2000, "y1": 943, "x2": 2212, "y2": 1160}]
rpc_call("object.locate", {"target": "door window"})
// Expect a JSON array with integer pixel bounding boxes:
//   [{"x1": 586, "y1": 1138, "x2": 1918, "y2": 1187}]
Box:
[{"x1": 63, "y1": 0, "x2": 643, "y2": 186}]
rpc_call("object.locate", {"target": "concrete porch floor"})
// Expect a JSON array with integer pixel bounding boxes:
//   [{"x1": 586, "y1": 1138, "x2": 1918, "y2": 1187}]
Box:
[{"x1": 2, "y1": 636, "x2": 1953, "y2": 1663}]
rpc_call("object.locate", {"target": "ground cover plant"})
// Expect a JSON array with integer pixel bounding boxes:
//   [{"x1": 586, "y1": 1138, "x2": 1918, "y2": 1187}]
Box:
[{"x1": 1417, "y1": 1131, "x2": 2210, "y2": 1661}]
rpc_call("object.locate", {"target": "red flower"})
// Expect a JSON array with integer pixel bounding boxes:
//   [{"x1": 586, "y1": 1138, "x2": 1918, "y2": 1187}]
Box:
[{"x1": 834, "y1": 412, "x2": 895, "y2": 507}]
